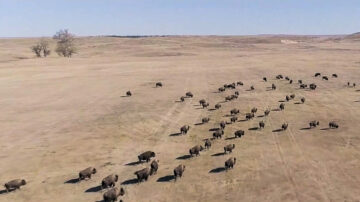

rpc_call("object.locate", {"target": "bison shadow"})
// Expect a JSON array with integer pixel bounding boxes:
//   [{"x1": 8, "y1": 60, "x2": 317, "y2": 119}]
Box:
[
  {"x1": 209, "y1": 167, "x2": 226, "y2": 173},
  {"x1": 157, "y1": 175, "x2": 175, "y2": 182},
  {"x1": 85, "y1": 185, "x2": 102, "y2": 193},
  {"x1": 355, "y1": 100, "x2": 360, "y2": 102},
  {"x1": 175, "y1": 100, "x2": 183, "y2": 103},
  {"x1": 225, "y1": 137, "x2": 237, "y2": 140},
  {"x1": 121, "y1": 178, "x2": 138, "y2": 185},
  {"x1": 272, "y1": 109, "x2": 280, "y2": 112},
  {"x1": 0, "y1": 189, "x2": 14, "y2": 195},
  {"x1": 169, "y1": 132, "x2": 182, "y2": 137},
  {"x1": 320, "y1": 128, "x2": 331, "y2": 130},
  {"x1": 223, "y1": 114, "x2": 233, "y2": 117},
  {"x1": 257, "y1": 115, "x2": 265, "y2": 118},
  {"x1": 272, "y1": 129, "x2": 283, "y2": 132},
  {"x1": 120, "y1": 95, "x2": 130, "y2": 98},
  {"x1": 211, "y1": 152, "x2": 226, "y2": 157},
  {"x1": 176, "y1": 154, "x2": 191, "y2": 160},
  {"x1": 64, "y1": 178, "x2": 80, "y2": 184},
  {"x1": 248, "y1": 127, "x2": 259, "y2": 131},
  {"x1": 294, "y1": 102, "x2": 302, "y2": 104},
  {"x1": 209, "y1": 128, "x2": 220, "y2": 131},
  {"x1": 238, "y1": 119, "x2": 248, "y2": 122},
  {"x1": 300, "y1": 127, "x2": 311, "y2": 130},
  {"x1": 195, "y1": 107, "x2": 204, "y2": 110},
  {"x1": 194, "y1": 122, "x2": 203, "y2": 126},
  {"x1": 125, "y1": 161, "x2": 142, "y2": 166},
  {"x1": 278, "y1": 100, "x2": 286, "y2": 103}
]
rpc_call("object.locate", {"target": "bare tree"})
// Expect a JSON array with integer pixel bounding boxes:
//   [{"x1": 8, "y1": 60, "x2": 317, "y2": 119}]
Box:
[
  {"x1": 31, "y1": 38, "x2": 51, "y2": 57},
  {"x1": 53, "y1": 29, "x2": 76, "y2": 57}
]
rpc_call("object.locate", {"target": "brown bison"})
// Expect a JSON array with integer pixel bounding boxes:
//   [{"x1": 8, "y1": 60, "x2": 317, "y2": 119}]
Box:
[
  {"x1": 174, "y1": 165, "x2": 186, "y2": 181},
  {"x1": 134, "y1": 168, "x2": 151, "y2": 183},
  {"x1": 332, "y1": 74, "x2": 338, "y2": 78},
  {"x1": 245, "y1": 112, "x2": 254, "y2": 120},
  {"x1": 220, "y1": 121, "x2": 226, "y2": 129},
  {"x1": 234, "y1": 130, "x2": 244, "y2": 138},
  {"x1": 4, "y1": 179, "x2": 26, "y2": 192},
  {"x1": 309, "y1": 121, "x2": 319, "y2": 128},
  {"x1": 215, "y1": 103, "x2": 221, "y2": 109},
  {"x1": 186, "y1": 92, "x2": 193, "y2": 97},
  {"x1": 251, "y1": 107, "x2": 257, "y2": 114},
  {"x1": 230, "y1": 116, "x2": 238, "y2": 123},
  {"x1": 199, "y1": 99, "x2": 206, "y2": 105},
  {"x1": 213, "y1": 130, "x2": 224, "y2": 139},
  {"x1": 202, "y1": 117, "x2": 210, "y2": 124},
  {"x1": 315, "y1": 73, "x2": 321, "y2": 77},
  {"x1": 79, "y1": 167, "x2": 97, "y2": 180},
  {"x1": 103, "y1": 187, "x2": 125, "y2": 202},
  {"x1": 279, "y1": 103, "x2": 285, "y2": 111},
  {"x1": 237, "y1": 81, "x2": 244, "y2": 86},
  {"x1": 259, "y1": 121, "x2": 265, "y2": 129},
  {"x1": 225, "y1": 157, "x2": 236, "y2": 170},
  {"x1": 282, "y1": 123, "x2": 288, "y2": 131},
  {"x1": 204, "y1": 139, "x2": 212, "y2": 149},
  {"x1": 264, "y1": 109, "x2": 270, "y2": 116},
  {"x1": 138, "y1": 151, "x2": 156, "y2": 162},
  {"x1": 263, "y1": 77, "x2": 267, "y2": 82},
  {"x1": 301, "y1": 97, "x2": 306, "y2": 103},
  {"x1": 126, "y1": 91, "x2": 132, "y2": 96},
  {"x1": 155, "y1": 82, "x2": 163, "y2": 87},
  {"x1": 300, "y1": 84, "x2": 307, "y2": 89},
  {"x1": 189, "y1": 145, "x2": 204, "y2": 157},
  {"x1": 150, "y1": 160, "x2": 159, "y2": 175},
  {"x1": 272, "y1": 83, "x2": 276, "y2": 90},
  {"x1": 101, "y1": 174, "x2": 119, "y2": 189},
  {"x1": 224, "y1": 144, "x2": 235, "y2": 153},
  {"x1": 180, "y1": 125, "x2": 190, "y2": 134},
  {"x1": 329, "y1": 121, "x2": 339, "y2": 129},
  {"x1": 202, "y1": 102, "x2": 209, "y2": 108},
  {"x1": 230, "y1": 108, "x2": 240, "y2": 115},
  {"x1": 309, "y1": 83, "x2": 317, "y2": 90}
]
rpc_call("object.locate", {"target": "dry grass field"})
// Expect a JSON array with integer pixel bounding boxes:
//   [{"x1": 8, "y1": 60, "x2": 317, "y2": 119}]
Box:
[{"x1": 0, "y1": 35, "x2": 359, "y2": 202}]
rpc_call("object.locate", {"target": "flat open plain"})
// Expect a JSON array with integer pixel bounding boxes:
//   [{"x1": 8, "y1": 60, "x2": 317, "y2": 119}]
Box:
[{"x1": 0, "y1": 36, "x2": 359, "y2": 202}]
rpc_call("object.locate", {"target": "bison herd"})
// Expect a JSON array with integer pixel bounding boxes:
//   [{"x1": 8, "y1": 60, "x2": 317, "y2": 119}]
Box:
[{"x1": 4, "y1": 72, "x2": 353, "y2": 202}]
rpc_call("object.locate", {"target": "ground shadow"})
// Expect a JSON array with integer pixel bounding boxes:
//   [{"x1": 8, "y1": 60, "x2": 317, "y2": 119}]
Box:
[
  {"x1": 300, "y1": 127, "x2": 311, "y2": 130},
  {"x1": 211, "y1": 152, "x2": 226, "y2": 157},
  {"x1": 209, "y1": 167, "x2": 226, "y2": 173},
  {"x1": 272, "y1": 109, "x2": 280, "y2": 112},
  {"x1": 208, "y1": 108, "x2": 216, "y2": 111},
  {"x1": 121, "y1": 178, "x2": 138, "y2": 185},
  {"x1": 195, "y1": 107, "x2": 204, "y2": 110},
  {"x1": 176, "y1": 154, "x2": 191, "y2": 160},
  {"x1": 218, "y1": 101, "x2": 227, "y2": 104},
  {"x1": 120, "y1": 95, "x2": 130, "y2": 98},
  {"x1": 320, "y1": 128, "x2": 331, "y2": 130},
  {"x1": 257, "y1": 115, "x2": 265, "y2": 118},
  {"x1": 294, "y1": 102, "x2": 302, "y2": 104},
  {"x1": 194, "y1": 123, "x2": 203, "y2": 126},
  {"x1": 249, "y1": 127, "x2": 259, "y2": 131},
  {"x1": 169, "y1": 132, "x2": 182, "y2": 137},
  {"x1": 209, "y1": 128, "x2": 220, "y2": 131},
  {"x1": 85, "y1": 185, "x2": 102, "y2": 193},
  {"x1": 157, "y1": 175, "x2": 175, "y2": 182},
  {"x1": 64, "y1": 178, "x2": 79, "y2": 184},
  {"x1": 238, "y1": 119, "x2": 247, "y2": 122},
  {"x1": 355, "y1": 100, "x2": 360, "y2": 102},
  {"x1": 225, "y1": 137, "x2": 236, "y2": 140},
  {"x1": 175, "y1": 100, "x2": 183, "y2": 103},
  {"x1": 272, "y1": 129, "x2": 283, "y2": 132},
  {"x1": 0, "y1": 189, "x2": 13, "y2": 195},
  {"x1": 125, "y1": 161, "x2": 141, "y2": 166},
  {"x1": 278, "y1": 100, "x2": 286, "y2": 103}
]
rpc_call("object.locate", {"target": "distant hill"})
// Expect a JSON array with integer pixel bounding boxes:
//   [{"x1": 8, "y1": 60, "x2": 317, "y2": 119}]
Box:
[{"x1": 345, "y1": 32, "x2": 360, "y2": 40}]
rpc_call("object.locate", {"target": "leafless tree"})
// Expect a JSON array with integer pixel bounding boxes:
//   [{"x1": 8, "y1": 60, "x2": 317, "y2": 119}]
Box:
[{"x1": 53, "y1": 29, "x2": 76, "y2": 57}]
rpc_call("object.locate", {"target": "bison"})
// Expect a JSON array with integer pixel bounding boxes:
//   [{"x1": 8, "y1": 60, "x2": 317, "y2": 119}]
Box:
[
  {"x1": 150, "y1": 159, "x2": 159, "y2": 175},
  {"x1": 213, "y1": 130, "x2": 224, "y2": 139},
  {"x1": 329, "y1": 121, "x2": 339, "y2": 129},
  {"x1": 315, "y1": 73, "x2": 321, "y2": 77},
  {"x1": 279, "y1": 103, "x2": 285, "y2": 111},
  {"x1": 234, "y1": 130, "x2": 244, "y2": 138},
  {"x1": 79, "y1": 167, "x2": 97, "y2": 180},
  {"x1": 301, "y1": 97, "x2": 306, "y2": 103},
  {"x1": 189, "y1": 145, "x2": 204, "y2": 157},
  {"x1": 220, "y1": 121, "x2": 226, "y2": 130},
  {"x1": 332, "y1": 74, "x2": 338, "y2": 78},
  {"x1": 134, "y1": 168, "x2": 151, "y2": 183},
  {"x1": 225, "y1": 157, "x2": 236, "y2": 170},
  {"x1": 263, "y1": 77, "x2": 267, "y2": 82},
  {"x1": 300, "y1": 84, "x2": 307, "y2": 89},
  {"x1": 251, "y1": 107, "x2": 257, "y2": 114},
  {"x1": 199, "y1": 99, "x2": 206, "y2": 105},
  {"x1": 259, "y1": 121, "x2": 265, "y2": 129},
  {"x1": 204, "y1": 139, "x2": 212, "y2": 149},
  {"x1": 215, "y1": 103, "x2": 221, "y2": 109},
  {"x1": 230, "y1": 116, "x2": 238, "y2": 123},
  {"x1": 272, "y1": 83, "x2": 276, "y2": 90},
  {"x1": 264, "y1": 109, "x2": 270, "y2": 116},
  {"x1": 309, "y1": 83, "x2": 317, "y2": 90},
  {"x1": 237, "y1": 81, "x2": 244, "y2": 86},
  {"x1": 103, "y1": 187, "x2": 125, "y2": 202},
  {"x1": 155, "y1": 82, "x2": 163, "y2": 87},
  {"x1": 138, "y1": 151, "x2": 156, "y2": 162},
  {"x1": 4, "y1": 179, "x2": 26, "y2": 192},
  {"x1": 245, "y1": 113, "x2": 254, "y2": 120},
  {"x1": 174, "y1": 165, "x2": 186, "y2": 181},
  {"x1": 185, "y1": 92, "x2": 193, "y2": 98},
  {"x1": 224, "y1": 144, "x2": 235, "y2": 153},
  {"x1": 126, "y1": 91, "x2": 132, "y2": 96},
  {"x1": 101, "y1": 174, "x2": 118, "y2": 189},
  {"x1": 322, "y1": 76, "x2": 328, "y2": 80},
  {"x1": 230, "y1": 108, "x2": 240, "y2": 115},
  {"x1": 180, "y1": 125, "x2": 190, "y2": 134},
  {"x1": 309, "y1": 121, "x2": 319, "y2": 128},
  {"x1": 202, "y1": 117, "x2": 210, "y2": 124},
  {"x1": 282, "y1": 123, "x2": 288, "y2": 131}
]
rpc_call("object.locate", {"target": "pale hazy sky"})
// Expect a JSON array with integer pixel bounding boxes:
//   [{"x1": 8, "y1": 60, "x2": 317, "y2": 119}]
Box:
[{"x1": 0, "y1": 0, "x2": 359, "y2": 37}]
